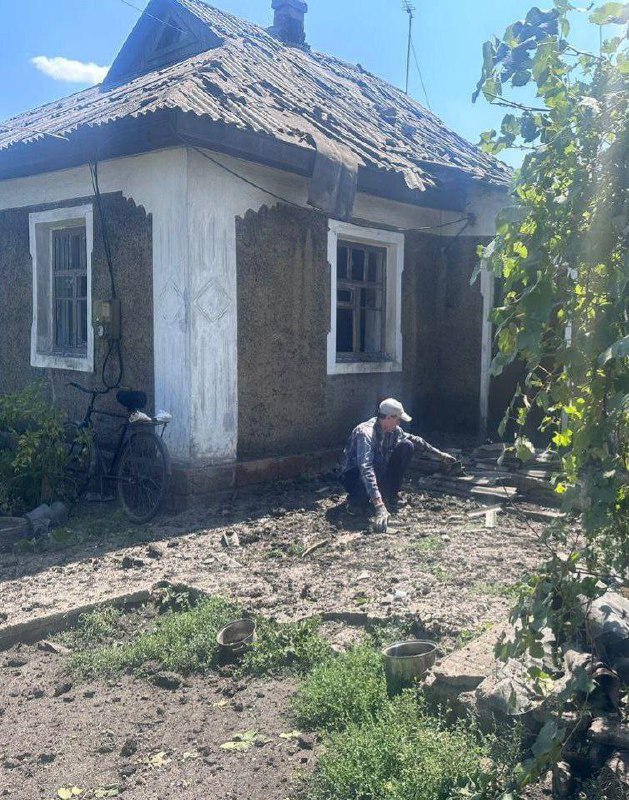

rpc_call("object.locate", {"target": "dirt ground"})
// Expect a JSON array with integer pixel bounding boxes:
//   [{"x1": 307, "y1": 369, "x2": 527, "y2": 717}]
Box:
[
  {"x1": 1, "y1": 474, "x2": 548, "y2": 646},
  {"x1": 0, "y1": 474, "x2": 552, "y2": 798},
  {"x1": 0, "y1": 636, "x2": 313, "y2": 799}
]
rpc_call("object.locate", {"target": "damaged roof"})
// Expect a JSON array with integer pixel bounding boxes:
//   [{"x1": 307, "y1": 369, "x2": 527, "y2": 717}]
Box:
[{"x1": 0, "y1": 0, "x2": 511, "y2": 192}]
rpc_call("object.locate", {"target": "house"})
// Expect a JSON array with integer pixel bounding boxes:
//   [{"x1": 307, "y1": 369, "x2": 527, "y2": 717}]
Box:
[{"x1": 0, "y1": 0, "x2": 512, "y2": 506}]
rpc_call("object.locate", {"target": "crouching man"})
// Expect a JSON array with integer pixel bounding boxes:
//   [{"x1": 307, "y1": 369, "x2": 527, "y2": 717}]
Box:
[{"x1": 339, "y1": 398, "x2": 456, "y2": 533}]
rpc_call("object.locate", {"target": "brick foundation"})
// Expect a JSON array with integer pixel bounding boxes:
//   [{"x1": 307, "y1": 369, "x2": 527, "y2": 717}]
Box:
[{"x1": 167, "y1": 448, "x2": 341, "y2": 511}]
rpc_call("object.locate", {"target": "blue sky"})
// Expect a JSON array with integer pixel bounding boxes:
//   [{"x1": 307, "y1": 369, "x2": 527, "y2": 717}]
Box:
[{"x1": 0, "y1": 1, "x2": 605, "y2": 167}]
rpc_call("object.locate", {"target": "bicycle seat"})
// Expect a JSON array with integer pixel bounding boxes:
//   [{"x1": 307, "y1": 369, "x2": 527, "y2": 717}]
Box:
[{"x1": 116, "y1": 390, "x2": 148, "y2": 413}]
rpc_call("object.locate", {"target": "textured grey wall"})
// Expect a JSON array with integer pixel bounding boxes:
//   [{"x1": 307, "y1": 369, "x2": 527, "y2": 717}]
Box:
[
  {"x1": 0, "y1": 193, "x2": 154, "y2": 430},
  {"x1": 235, "y1": 204, "x2": 490, "y2": 459}
]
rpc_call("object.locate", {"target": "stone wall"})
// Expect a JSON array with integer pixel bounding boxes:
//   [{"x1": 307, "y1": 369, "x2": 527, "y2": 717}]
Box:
[{"x1": 0, "y1": 193, "x2": 154, "y2": 427}]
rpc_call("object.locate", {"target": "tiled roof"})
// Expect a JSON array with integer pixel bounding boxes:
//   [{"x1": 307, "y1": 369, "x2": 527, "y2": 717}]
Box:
[{"x1": 0, "y1": 0, "x2": 511, "y2": 190}]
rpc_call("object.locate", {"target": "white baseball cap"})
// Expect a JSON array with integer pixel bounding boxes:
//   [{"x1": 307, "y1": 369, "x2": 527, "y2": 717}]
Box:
[{"x1": 378, "y1": 398, "x2": 412, "y2": 422}]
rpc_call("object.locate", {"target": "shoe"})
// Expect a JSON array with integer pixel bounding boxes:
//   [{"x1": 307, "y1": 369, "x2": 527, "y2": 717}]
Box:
[{"x1": 385, "y1": 492, "x2": 409, "y2": 513}]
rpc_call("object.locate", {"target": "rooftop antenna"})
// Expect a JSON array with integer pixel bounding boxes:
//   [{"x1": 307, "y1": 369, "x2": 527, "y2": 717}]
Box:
[{"x1": 403, "y1": 1, "x2": 415, "y2": 95}]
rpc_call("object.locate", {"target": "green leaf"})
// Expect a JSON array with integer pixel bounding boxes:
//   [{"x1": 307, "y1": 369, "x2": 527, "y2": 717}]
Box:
[
  {"x1": 599, "y1": 335, "x2": 629, "y2": 365},
  {"x1": 515, "y1": 435, "x2": 536, "y2": 463},
  {"x1": 532, "y1": 720, "x2": 561, "y2": 758},
  {"x1": 280, "y1": 730, "x2": 303, "y2": 740},
  {"x1": 513, "y1": 241, "x2": 528, "y2": 259},
  {"x1": 589, "y1": 2, "x2": 629, "y2": 24}
]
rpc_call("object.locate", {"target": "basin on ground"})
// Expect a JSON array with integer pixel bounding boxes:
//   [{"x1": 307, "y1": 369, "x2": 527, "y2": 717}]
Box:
[{"x1": 382, "y1": 639, "x2": 437, "y2": 693}]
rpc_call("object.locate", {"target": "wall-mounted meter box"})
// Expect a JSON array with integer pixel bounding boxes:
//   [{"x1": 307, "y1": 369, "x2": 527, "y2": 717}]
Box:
[{"x1": 93, "y1": 298, "x2": 121, "y2": 340}]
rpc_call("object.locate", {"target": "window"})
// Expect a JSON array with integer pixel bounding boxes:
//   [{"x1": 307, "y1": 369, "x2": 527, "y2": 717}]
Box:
[
  {"x1": 336, "y1": 241, "x2": 386, "y2": 358},
  {"x1": 327, "y1": 221, "x2": 404, "y2": 375},
  {"x1": 29, "y1": 205, "x2": 94, "y2": 372},
  {"x1": 52, "y1": 227, "x2": 88, "y2": 355}
]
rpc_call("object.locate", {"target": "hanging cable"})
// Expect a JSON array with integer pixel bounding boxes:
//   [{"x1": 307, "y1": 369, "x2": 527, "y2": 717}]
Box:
[
  {"x1": 180, "y1": 131, "x2": 472, "y2": 235},
  {"x1": 89, "y1": 159, "x2": 124, "y2": 389},
  {"x1": 410, "y1": 40, "x2": 432, "y2": 112},
  {"x1": 118, "y1": 0, "x2": 189, "y2": 34}
]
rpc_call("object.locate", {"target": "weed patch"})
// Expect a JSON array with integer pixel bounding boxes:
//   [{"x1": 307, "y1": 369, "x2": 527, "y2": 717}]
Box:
[
  {"x1": 471, "y1": 580, "x2": 520, "y2": 599},
  {"x1": 240, "y1": 616, "x2": 331, "y2": 677},
  {"x1": 70, "y1": 600, "x2": 330, "y2": 680},
  {"x1": 58, "y1": 606, "x2": 122, "y2": 650},
  {"x1": 71, "y1": 597, "x2": 238, "y2": 677},
  {"x1": 309, "y1": 691, "x2": 495, "y2": 800},
  {"x1": 295, "y1": 646, "x2": 388, "y2": 732},
  {"x1": 412, "y1": 535, "x2": 444, "y2": 554}
]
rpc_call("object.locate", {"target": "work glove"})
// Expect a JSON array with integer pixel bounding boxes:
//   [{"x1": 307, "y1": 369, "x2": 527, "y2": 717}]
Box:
[{"x1": 373, "y1": 503, "x2": 390, "y2": 533}]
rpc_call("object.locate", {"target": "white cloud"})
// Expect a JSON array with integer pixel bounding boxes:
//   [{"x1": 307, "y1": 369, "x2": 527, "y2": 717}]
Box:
[{"x1": 31, "y1": 56, "x2": 109, "y2": 85}]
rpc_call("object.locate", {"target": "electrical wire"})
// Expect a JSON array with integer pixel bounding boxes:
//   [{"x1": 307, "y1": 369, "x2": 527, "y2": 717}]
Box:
[
  {"x1": 410, "y1": 40, "x2": 432, "y2": 112},
  {"x1": 88, "y1": 159, "x2": 124, "y2": 389},
  {"x1": 184, "y1": 136, "x2": 472, "y2": 234},
  {"x1": 118, "y1": 0, "x2": 189, "y2": 34}
]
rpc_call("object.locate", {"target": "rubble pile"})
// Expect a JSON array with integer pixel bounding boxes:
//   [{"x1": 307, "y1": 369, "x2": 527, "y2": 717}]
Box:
[
  {"x1": 425, "y1": 588, "x2": 629, "y2": 798},
  {"x1": 412, "y1": 442, "x2": 562, "y2": 508}
]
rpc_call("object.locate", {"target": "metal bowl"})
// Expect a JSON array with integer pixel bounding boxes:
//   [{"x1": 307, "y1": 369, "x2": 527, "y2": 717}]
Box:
[{"x1": 216, "y1": 618, "x2": 257, "y2": 657}]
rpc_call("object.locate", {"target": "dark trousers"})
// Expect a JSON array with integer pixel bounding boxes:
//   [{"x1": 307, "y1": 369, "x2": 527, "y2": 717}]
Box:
[{"x1": 340, "y1": 439, "x2": 414, "y2": 505}]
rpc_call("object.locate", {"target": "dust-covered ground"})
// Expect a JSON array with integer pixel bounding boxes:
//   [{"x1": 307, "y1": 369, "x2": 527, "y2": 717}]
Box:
[
  {"x1": 1, "y1": 473, "x2": 548, "y2": 646},
  {"x1": 0, "y1": 474, "x2": 554, "y2": 799},
  {"x1": 0, "y1": 637, "x2": 314, "y2": 799}
]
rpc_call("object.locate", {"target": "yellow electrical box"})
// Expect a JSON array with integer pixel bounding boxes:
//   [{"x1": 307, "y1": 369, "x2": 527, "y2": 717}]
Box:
[{"x1": 93, "y1": 298, "x2": 121, "y2": 340}]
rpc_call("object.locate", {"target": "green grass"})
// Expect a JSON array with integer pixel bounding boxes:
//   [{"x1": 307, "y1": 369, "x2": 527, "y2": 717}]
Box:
[
  {"x1": 58, "y1": 606, "x2": 123, "y2": 650},
  {"x1": 309, "y1": 691, "x2": 495, "y2": 800},
  {"x1": 71, "y1": 597, "x2": 238, "y2": 677},
  {"x1": 294, "y1": 639, "x2": 519, "y2": 800},
  {"x1": 471, "y1": 580, "x2": 520, "y2": 599},
  {"x1": 411, "y1": 536, "x2": 445, "y2": 554},
  {"x1": 70, "y1": 599, "x2": 330, "y2": 680},
  {"x1": 454, "y1": 621, "x2": 495, "y2": 650},
  {"x1": 427, "y1": 564, "x2": 453, "y2": 582},
  {"x1": 240, "y1": 616, "x2": 331, "y2": 677},
  {"x1": 294, "y1": 646, "x2": 388, "y2": 732}
]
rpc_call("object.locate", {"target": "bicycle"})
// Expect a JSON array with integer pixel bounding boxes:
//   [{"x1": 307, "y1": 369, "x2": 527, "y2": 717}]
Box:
[{"x1": 63, "y1": 382, "x2": 172, "y2": 523}]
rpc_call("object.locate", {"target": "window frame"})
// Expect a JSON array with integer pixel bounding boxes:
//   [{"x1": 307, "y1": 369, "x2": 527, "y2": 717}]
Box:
[
  {"x1": 335, "y1": 240, "x2": 387, "y2": 361},
  {"x1": 29, "y1": 204, "x2": 94, "y2": 373},
  {"x1": 327, "y1": 220, "x2": 404, "y2": 376}
]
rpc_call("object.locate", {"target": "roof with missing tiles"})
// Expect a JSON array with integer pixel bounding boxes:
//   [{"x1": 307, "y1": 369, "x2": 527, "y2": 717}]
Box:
[{"x1": 0, "y1": 0, "x2": 511, "y2": 191}]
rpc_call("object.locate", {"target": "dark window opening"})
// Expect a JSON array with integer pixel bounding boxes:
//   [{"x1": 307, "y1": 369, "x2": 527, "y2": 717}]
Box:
[
  {"x1": 336, "y1": 240, "x2": 386, "y2": 360},
  {"x1": 52, "y1": 226, "x2": 87, "y2": 356}
]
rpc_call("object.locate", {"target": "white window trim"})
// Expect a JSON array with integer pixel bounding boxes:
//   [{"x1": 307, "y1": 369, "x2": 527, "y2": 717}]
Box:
[
  {"x1": 29, "y1": 204, "x2": 94, "y2": 372},
  {"x1": 327, "y1": 220, "x2": 404, "y2": 375}
]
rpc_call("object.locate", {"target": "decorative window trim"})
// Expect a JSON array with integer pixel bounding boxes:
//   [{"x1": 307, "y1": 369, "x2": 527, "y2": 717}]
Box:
[
  {"x1": 327, "y1": 220, "x2": 404, "y2": 376},
  {"x1": 29, "y1": 204, "x2": 94, "y2": 372}
]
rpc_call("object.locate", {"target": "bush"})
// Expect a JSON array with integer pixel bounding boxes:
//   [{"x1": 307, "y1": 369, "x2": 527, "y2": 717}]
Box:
[
  {"x1": 310, "y1": 691, "x2": 493, "y2": 800},
  {"x1": 295, "y1": 646, "x2": 388, "y2": 732},
  {"x1": 0, "y1": 383, "x2": 66, "y2": 513}
]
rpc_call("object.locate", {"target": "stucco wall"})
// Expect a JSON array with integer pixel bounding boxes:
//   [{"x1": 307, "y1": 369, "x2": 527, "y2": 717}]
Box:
[
  {"x1": 235, "y1": 205, "x2": 488, "y2": 459},
  {"x1": 430, "y1": 234, "x2": 489, "y2": 432},
  {"x1": 0, "y1": 193, "x2": 154, "y2": 427}
]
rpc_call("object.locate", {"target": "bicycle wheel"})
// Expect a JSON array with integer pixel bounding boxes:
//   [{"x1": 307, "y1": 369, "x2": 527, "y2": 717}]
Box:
[
  {"x1": 62, "y1": 422, "x2": 94, "y2": 500},
  {"x1": 116, "y1": 429, "x2": 170, "y2": 523}
]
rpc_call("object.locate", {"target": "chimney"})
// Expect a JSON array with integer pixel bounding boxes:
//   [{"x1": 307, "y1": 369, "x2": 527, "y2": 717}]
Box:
[{"x1": 270, "y1": 0, "x2": 308, "y2": 46}]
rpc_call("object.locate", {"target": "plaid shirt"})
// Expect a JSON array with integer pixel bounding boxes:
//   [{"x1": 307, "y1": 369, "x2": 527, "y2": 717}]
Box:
[{"x1": 340, "y1": 417, "x2": 443, "y2": 503}]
